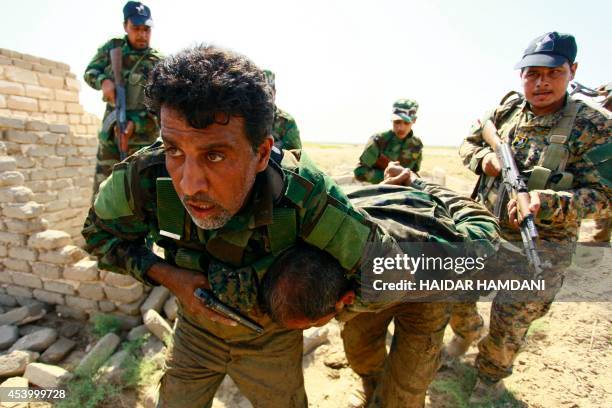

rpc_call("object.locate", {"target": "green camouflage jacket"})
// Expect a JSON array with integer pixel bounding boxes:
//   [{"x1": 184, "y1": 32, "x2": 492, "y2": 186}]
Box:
[
  {"x1": 343, "y1": 180, "x2": 500, "y2": 314},
  {"x1": 272, "y1": 106, "x2": 302, "y2": 150},
  {"x1": 354, "y1": 130, "x2": 423, "y2": 183},
  {"x1": 460, "y1": 93, "x2": 611, "y2": 244},
  {"x1": 83, "y1": 36, "x2": 162, "y2": 142}
]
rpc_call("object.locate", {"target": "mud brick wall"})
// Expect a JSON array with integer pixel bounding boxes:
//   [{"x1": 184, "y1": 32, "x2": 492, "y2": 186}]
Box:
[
  {"x1": 0, "y1": 139, "x2": 147, "y2": 323},
  {"x1": 0, "y1": 48, "x2": 103, "y2": 241},
  {"x1": 0, "y1": 48, "x2": 99, "y2": 136},
  {"x1": 0, "y1": 48, "x2": 149, "y2": 324},
  {"x1": 0, "y1": 117, "x2": 96, "y2": 240}
]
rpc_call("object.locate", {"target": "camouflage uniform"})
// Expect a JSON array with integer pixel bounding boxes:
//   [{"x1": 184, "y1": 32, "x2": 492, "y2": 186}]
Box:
[
  {"x1": 354, "y1": 130, "x2": 423, "y2": 184},
  {"x1": 272, "y1": 106, "x2": 302, "y2": 150},
  {"x1": 340, "y1": 181, "x2": 500, "y2": 408},
  {"x1": 83, "y1": 36, "x2": 162, "y2": 196},
  {"x1": 455, "y1": 93, "x2": 611, "y2": 382},
  {"x1": 83, "y1": 143, "x2": 418, "y2": 407},
  {"x1": 263, "y1": 69, "x2": 302, "y2": 150},
  {"x1": 589, "y1": 82, "x2": 612, "y2": 243}
]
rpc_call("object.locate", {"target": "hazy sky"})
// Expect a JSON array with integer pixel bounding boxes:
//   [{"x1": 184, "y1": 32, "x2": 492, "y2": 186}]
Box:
[{"x1": 1, "y1": 0, "x2": 610, "y2": 146}]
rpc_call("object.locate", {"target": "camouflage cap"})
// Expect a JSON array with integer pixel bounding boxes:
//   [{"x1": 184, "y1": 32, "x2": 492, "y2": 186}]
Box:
[
  {"x1": 391, "y1": 99, "x2": 418, "y2": 123},
  {"x1": 263, "y1": 69, "x2": 276, "y2": 91}
]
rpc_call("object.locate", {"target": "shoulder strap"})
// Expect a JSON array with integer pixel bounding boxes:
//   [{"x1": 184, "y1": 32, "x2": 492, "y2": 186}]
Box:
[
  {"x1": 283, "y1": 169, "x2": 315, "y2": 208},
  {"x1": 493, "y1": 91, "x2": 524, "y2": 127},
  {"x1": 541, "y1": 98, "x2": 580, "y2": 172},
  {"x1": 527, "y1": 98, "x2": 580, "y2": 191},
  {"x1": 538, "y1": 98, "x2": 580, "y2": 172},
  {"x1": 501, "y1": 90, "x2": 521, "y2": 104},
  {"x1": 156, "y1": 177, "x2": 185, "y2": 240}
]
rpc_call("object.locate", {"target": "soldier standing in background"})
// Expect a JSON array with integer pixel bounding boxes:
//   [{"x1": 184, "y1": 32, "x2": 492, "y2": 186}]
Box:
[
  {"x1": 263, "y1": 69, "x2": 302, "y2": 150},
  {"x1": 449, "y1": 32, "x2": 610, "y2": 404},
  {"x1": 84, "y1": 1, "x2": 162, "y2": 198},
  {"x1": 354, "y1": 99, "x2": 423, "y2": 183}
]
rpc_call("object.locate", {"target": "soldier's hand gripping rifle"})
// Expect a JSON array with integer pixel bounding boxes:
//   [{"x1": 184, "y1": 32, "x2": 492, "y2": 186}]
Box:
[
  {"x1": 194, "y1": 288, "x2": 264, "y2": 334},
  {"x1": 110, "y1": 47, "x2": 129, "y2": 160},
  {"x1": 482, "y1": 120, "x2": 545, "y2": 277}
]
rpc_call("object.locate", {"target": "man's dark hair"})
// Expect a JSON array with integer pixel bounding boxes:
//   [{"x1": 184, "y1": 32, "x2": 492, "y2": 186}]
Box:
[
  {"x1": 145, "y1": 44, "x2": 274, "y2": 151},
  {"x1": 261, "y1": 244, "x2": 352, "y2": 326}
]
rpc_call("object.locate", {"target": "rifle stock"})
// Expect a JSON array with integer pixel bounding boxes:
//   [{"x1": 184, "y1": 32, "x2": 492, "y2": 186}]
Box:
[
  {"x1": 482, "y1": 120, "x2": 545, "y2": 277},
  {"x1": 109, "y1": 47, "x2": 129, "y2": 160}
]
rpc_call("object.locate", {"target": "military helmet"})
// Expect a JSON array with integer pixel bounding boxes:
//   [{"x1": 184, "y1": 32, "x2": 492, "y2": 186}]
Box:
[{"x1": 391, "y1": 99, "x2": 418, "y2": 123}]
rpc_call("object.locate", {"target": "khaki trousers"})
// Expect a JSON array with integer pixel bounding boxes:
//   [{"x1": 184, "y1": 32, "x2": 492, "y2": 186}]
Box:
[{"x1": 341, "y1": 302, "x2": 450, "y2": 408}]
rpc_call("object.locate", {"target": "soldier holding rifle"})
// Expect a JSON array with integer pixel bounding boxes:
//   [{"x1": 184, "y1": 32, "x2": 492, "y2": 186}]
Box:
[
  {"x1": 84, "y1": 1, "x2": 162, "y2": 198},
  {"x1": 448, "y1": 32, "x2": 610, "y2": 404}
]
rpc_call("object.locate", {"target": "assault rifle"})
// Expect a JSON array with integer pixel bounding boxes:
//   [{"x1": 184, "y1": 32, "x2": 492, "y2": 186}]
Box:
[
  {"x1": 194, "y1": 288, "x2": 264, "y2": 334},
  {"x1": 482, "y1": 120, "x2": 545, "y2": 277},
  {"x1": 109, "y1": 47, "x2": 129, "y2": 160}
]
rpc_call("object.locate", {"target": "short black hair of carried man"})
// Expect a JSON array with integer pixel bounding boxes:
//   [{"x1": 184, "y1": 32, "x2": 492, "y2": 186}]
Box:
[
  {"x1": 261, "y1": 244, "x2": 352, "y2": 326},
  {"x1": 145, "y1": 44, "x2": 274, "y2": 152}
]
